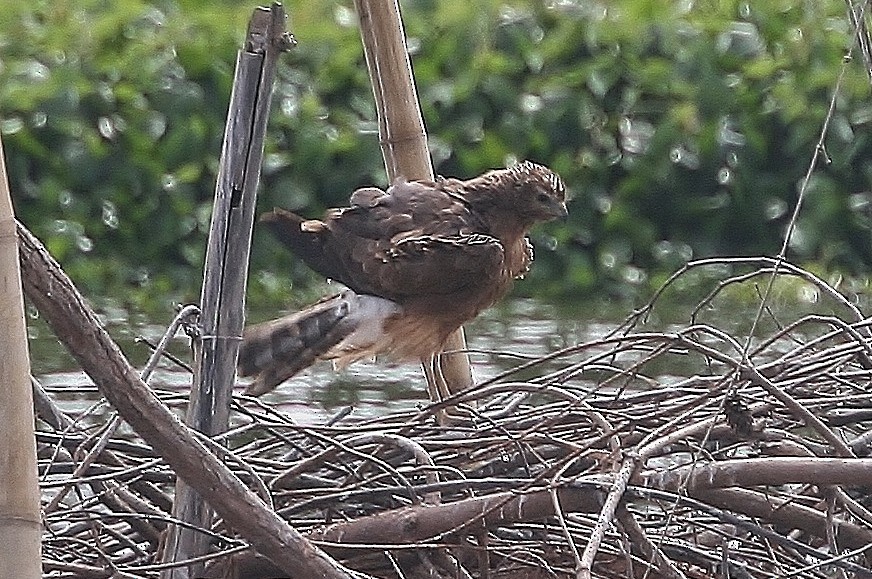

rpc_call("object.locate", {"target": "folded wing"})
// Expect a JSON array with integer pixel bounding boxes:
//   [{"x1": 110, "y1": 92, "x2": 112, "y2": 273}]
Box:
[{"x1": 260, "y1": 179, "x2": 503, "y2": 300}]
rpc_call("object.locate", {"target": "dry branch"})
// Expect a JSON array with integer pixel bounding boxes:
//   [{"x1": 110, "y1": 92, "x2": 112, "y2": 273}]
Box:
[
  {"x1": 645, "y1": 457, "x2": 872, "y2": 490},
  {"x1": 310, "y1": 485, "x2": 606, "y2": 546},
  {"x1": 694, "y1": 488, "x2": 872, "y2": 552},
  {"x1": 27, "y1": 254, "x2": 872, "y2": 578},
  {"x1": 18, "y1": 220, "x2": 353, "y2": 578}
]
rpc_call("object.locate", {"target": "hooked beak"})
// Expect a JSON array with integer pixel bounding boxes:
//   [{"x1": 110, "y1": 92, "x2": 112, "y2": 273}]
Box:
[{"x1": 548, "y1": 200, "x2": 569, "y2": 221}]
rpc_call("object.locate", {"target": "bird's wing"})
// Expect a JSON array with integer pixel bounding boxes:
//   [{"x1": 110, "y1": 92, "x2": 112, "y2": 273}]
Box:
[
  {"x1": 259, "y1": 208, "x2": 353, "y2": 285},
  {"x1": 262, "y1": 179, "x2": 503, "y2": 299},
  {"x1": 370, "y1": 233, "x2": 505, "y2": 297},
  {"x1": 260, "y1": 180, "x2": 441, "y2": 281}
]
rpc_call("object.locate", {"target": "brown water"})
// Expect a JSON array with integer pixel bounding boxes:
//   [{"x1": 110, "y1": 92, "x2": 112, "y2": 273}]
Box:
[
  {"x1": 30, "y1": 279, "x2": 865, "y2": 424},
  {"x1": 29, "y1": 298, "x2": 624, "y2": 423}
]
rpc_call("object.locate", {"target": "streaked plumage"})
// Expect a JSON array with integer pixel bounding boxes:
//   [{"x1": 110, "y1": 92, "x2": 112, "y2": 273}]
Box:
[{"x1": 239, "y1": 161, "x2": 567, "y2": 396}]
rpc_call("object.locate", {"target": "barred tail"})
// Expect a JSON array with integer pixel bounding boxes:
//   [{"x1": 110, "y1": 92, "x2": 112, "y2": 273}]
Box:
[{"x1": 238, "y1": 293, "x2": 355, "y2": 396}]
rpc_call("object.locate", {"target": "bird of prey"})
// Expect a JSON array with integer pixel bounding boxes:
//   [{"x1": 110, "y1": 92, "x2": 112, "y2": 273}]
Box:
[{"x1": 238, "y1": 161, "x2": 567, "y2": 396}]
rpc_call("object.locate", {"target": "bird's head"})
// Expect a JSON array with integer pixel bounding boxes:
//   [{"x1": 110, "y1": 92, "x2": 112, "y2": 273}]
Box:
[
  {"x1": 504, "y1": 161, "x2": 568, "y2": 223},
  {"x1": 464, "y1": 161, "x2": 568, "y2": 234}
]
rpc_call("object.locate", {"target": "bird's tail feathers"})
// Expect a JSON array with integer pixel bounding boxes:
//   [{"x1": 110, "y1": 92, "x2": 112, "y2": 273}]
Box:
[
  {"x1": 239, "y1": 293, "x2": 354, "y2": 396},
  {"x1": 238, "y1": 291, "x2": 402, "y2": 396}
]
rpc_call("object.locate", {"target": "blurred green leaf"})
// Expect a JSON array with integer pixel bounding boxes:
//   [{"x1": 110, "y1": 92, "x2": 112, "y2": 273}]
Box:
[{"x1": 1, "y1": 0, "x2": 869, "y2": 311}]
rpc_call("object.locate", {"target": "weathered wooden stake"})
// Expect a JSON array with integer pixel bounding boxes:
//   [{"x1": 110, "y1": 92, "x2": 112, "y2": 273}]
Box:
[
  {"x1": 161, "y1": 4, "x2": 294, "y2": 577},
  {"x1": 0, "y1": 126, "x2": 42, "y2": 579},
  {"x1": 353, "y1": 0, "x2": 475, "y2": 410}
]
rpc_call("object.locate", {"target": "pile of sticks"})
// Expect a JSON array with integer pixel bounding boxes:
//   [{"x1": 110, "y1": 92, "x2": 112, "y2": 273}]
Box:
[{"x1": 35, "y1": 258, "x2": 872, "y2": 578}]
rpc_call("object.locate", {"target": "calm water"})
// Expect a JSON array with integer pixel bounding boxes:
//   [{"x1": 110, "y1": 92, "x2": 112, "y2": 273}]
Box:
[
  {"x1": 29, "y1": 282, "x2": 867, "y2": 424},
  {"x1": 29, "y1": 298, "x2": 625, "y2": 423}
]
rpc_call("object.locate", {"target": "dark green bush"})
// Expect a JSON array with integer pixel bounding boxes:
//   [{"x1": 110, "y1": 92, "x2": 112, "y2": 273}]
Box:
[{"x1": 1, "y1": 0, "x2": 869, "y2": 311}]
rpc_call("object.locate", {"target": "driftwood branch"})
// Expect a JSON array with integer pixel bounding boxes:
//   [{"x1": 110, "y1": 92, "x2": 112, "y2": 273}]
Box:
[
  {"x1": 18, "y1": 220, "x2": 354, "y2": 578},
  {"x1": 694, "y1": 487, "x2": 872, "y2": 551},
  {"x1": 646, "y1": 456, "x2": 872, "y2": 490},
  {"x1": 310, "y1": 485, "x2": 606, "y2": 547}
]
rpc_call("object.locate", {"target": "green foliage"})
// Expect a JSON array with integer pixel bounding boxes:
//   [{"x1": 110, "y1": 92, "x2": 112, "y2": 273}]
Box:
[{"x1": 1, "y1": 0, "x2": 870, "y2": 311}]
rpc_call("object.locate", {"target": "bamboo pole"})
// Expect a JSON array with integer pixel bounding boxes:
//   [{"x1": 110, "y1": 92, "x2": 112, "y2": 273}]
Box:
[
  {"x1": 353, "y1": 0, "x2": 475, "y2": 405},
  {"x1": 0, "y1": 132, "x2": 42, "y2": 577},
  {"x1": 161, "y1": 4, "x2": 294, "y2": 577}
]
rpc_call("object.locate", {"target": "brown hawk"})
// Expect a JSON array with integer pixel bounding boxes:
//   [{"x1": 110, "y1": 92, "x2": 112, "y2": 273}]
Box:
[{"x1": 238, "y1": 161, "x2": 567, "y2": 396}]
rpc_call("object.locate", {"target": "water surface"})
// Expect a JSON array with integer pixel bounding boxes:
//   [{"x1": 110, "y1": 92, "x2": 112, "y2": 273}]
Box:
[
  {"x1": 30, "y1": 282, "x2": 865, "y2": 424},
  {"x1": 30, "y1": 298, "x2": 619, "y2": 423}
]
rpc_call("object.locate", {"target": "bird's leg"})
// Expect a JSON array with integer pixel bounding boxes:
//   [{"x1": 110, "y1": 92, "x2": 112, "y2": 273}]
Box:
[
  {"x1": 422, "y1": 354, "x2": 469, "y2": 426},
  {"x1": 424, "y1": 354, "x2": 451, "y2": 401},
  {"x1": 422, "y1": 355, "x2": 449, "y2": 425}
]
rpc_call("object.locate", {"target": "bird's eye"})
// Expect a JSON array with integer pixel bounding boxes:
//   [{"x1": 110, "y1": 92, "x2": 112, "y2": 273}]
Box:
[{"x1": 536, "y1": 192, "x2": 550, "y2": 203}]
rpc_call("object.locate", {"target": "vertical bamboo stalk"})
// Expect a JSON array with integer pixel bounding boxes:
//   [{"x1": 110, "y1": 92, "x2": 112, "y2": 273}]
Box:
[
  {"x1": 161, "y1": 5, "x2": 293, "y2": 577},
  {"x1": 0, "y1": 132, "x2": 42, "y2": 576},
  {"x1": 353, "y1": 0, "x2": 475, "y2": 403}
]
